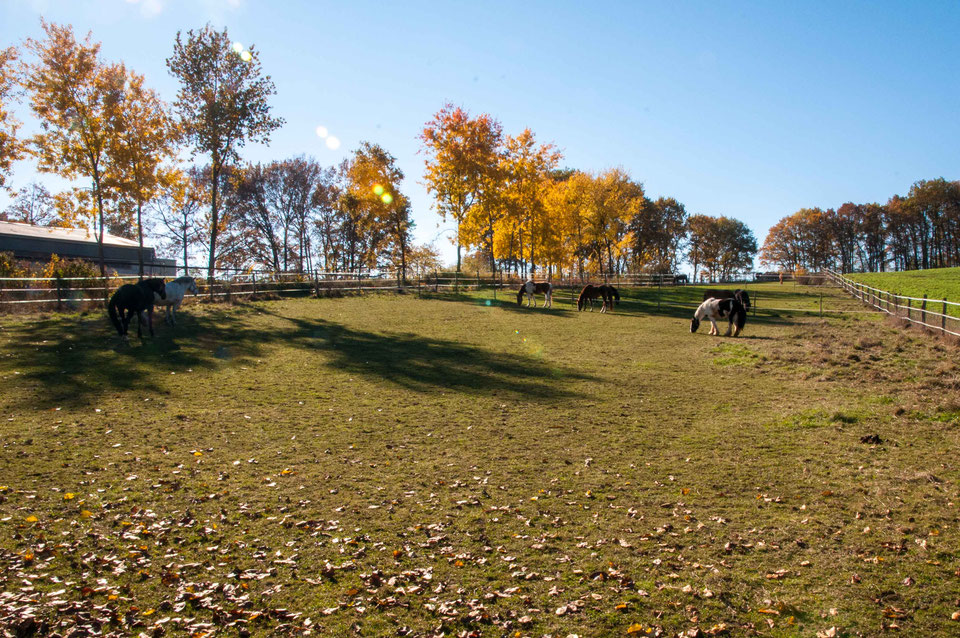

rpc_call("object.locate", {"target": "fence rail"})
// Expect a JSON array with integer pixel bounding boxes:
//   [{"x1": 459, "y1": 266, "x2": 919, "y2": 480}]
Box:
[
  {"x1": 0, "y1": 269, "x2": 700, "y2": 312},
  {"x1": 826, "y1": 269, "x2": 960, "y2": 337}
]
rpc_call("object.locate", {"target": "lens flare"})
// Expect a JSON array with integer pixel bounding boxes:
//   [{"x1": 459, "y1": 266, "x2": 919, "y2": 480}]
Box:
[
  {"x1": 381, "y1": 193, "x2": 393, "y2": 205},
  {"x1": 373, "y1": 184, "x2": 384, "y2": 196},
  {"x1": 232, "y1": 42, "x2": 244, "y2": 53},
  {"x1": 240, "y1": 50, "x2": 252, "y2": 62},
  {"x1": 315, "y1": 125, "x2": 328, "y2": 138},
  {"x1": 325, "y1": 136, "x2": 341, "y2": 150}
]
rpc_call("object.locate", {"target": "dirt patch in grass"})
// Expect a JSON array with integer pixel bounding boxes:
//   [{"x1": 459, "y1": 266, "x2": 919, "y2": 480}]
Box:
[{"x1": 1, "y1": 288, "x2": 958, "y2": 636}]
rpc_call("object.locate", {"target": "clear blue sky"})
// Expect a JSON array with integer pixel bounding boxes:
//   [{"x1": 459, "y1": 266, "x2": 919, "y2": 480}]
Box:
[{"x1": 3, "y1": 0, "x2": 959, "y2": 270}]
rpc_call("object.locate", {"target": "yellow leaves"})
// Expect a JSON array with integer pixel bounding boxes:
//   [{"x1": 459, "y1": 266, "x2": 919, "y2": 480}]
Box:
[
  {"x1": 25, "y1": 515, "x2": 38, "y2": 523},
  {"x1": 615, "y1": 602, "x2": 629, "y2": 611},
  {"x1": 142, "y1": 609, "x2": 155, "y2": 616},
  {"x1": 454, "y1": 560, "x2": 465, "y2": 567},
  {"x1": 757, "y1": 608, "x2": 780, "y2": 615},
  {"x1": 627, "y1": 624, "x2": 654, "y2": 635},
  {"x1": 193, "y1": 451, "x2": 203, "y2": 457},
  {"x1": 681, "y1": 488, "x2": 691, "y2": 496},
  {"x1": 22, "y1": 551, "x2": 34, "y2": 563},
  {"x1": 280, "y1": 468, "x2": 296, "y2": 476},
  {"x1": 63, "y1": 492, "x2": 76, "y2": 500},
  {"x1": 821, "y1": 490, "x2": 834, "y2": 497}
]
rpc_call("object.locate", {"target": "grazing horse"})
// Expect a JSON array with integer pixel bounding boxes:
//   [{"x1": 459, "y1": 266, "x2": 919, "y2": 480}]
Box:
[
  {"x1": 702, "y1": 288, "x2": 751, "y2": 311},
  {"x1": 108, "y1": 278, "x2": 166, "y2": 339},
  {"x1": 577, "y1": 284, "x2": 620, "y2": 312},
  {"x1": 691, "y1": 297, "x2": 746, "y2": 337},
  {"x1": 516, "y1": 281, "x2": 553, "y2": 308},
  {"x1": 154, "y1": 276, "x2": 198, "y2": 325}
]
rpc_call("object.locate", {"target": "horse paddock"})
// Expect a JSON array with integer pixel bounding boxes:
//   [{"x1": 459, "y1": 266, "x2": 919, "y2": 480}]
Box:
[{"x1": 1, "y1": 285, "x2": 958, "y2": 636}]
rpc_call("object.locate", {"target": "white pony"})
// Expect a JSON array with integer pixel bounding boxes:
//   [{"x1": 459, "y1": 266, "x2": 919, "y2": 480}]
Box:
[
  {"x1": 691, "y1": 297, "x2": 746, "y2": 337},
  {"x1": 154, "y1": 276, "x2": 199, "y2": 325},
  {"x1": 516, "y1": 281, "x2": 553, "y2": 308}
]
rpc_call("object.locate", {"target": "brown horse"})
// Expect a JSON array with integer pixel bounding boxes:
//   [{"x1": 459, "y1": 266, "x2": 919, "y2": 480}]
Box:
[
  {"x1": 702, "y1": 288, "x2": 751, "y2": 310},
  {"x1": 516, "y1": 281, "x2": 553, "y2": 308},
  {"x1": 577, "y1": 284, "x2": 619, "y2": 312}
]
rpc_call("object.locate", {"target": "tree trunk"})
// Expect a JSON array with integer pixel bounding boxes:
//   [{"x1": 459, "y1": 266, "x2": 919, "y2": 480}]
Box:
[
  {"x1": 137, "y1": 201, "x2": 145, "y2": 279},
  {"x1": 207, "y1": 164, "x2": 220, "y2": 296}
]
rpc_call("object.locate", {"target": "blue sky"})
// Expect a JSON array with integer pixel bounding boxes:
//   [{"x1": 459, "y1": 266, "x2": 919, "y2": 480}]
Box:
[{"x1": 2, "y1": 0, "x2": 959, "y2": 269}]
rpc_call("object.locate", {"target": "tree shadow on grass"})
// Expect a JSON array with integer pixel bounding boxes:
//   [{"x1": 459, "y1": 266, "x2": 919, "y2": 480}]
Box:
[
  {"x1": 1, "y1": 305, "x2": 594, "y2": 408},
  {"x1": 262, "y1": 312, "x2": 593, "y2": 399}
]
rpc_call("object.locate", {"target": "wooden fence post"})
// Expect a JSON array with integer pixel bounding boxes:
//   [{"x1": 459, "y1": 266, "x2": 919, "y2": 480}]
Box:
[
  {"x1": 906, "y1": 296, "x2": 911, "y2": 321},
  {"x1": 252, "y1": 271, "x2": 257, "y2": 296},
  {"x1": 921, "y1": 294, "x2": 927, "y2": 326},
  {"x1": 943, "y1": 299, "x2": 948, "y2": 334},
  {"x1": 434, "y1": 270, "x2": 439, "y2": 293},
  {"x1": 819, "y1": 292, "x2": 822, "y2": 318},
  {"x1": 56, "y1": 276, "x2": 63, "y2": 311}
]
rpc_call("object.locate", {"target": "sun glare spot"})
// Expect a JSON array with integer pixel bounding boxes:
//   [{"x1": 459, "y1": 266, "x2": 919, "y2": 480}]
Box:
[
  {"x1": 232, "y1": 42, "x2": 244, "y2": 53},
  {"x1": 373, "y1": 184, "x2": 384, "y2": 196},
  {"x1": 240, "y1": 50, "x2": 252, "y2": 62},
  {"x1": 315, "y1": 125, "x2": 328, "y2": 138},
  {"x1": 381, "y1": 193, "x2": 393, "y2": 205},
  {"x1": 325, "y1": 136, "x2": 341, "y2": 150}
]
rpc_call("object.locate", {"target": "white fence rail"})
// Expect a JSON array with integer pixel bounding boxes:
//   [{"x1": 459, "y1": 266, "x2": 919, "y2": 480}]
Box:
[{"x1": 827, "y1": 269, "x2": 960, "y2": 337}]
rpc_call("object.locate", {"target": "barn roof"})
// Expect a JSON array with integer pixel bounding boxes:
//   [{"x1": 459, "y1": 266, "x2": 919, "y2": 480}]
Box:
[{"x1": 0, "y1": 221, "x2": 141, "y2": 248}]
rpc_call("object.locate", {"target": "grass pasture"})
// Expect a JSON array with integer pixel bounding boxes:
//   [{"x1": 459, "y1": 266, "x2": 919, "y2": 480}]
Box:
[
  {"x1": 848, "y1": 267, "x2": 960, "y2": 317},
  {"x1": 1, "y1": 284, "x2": 959, "y2": 637}
]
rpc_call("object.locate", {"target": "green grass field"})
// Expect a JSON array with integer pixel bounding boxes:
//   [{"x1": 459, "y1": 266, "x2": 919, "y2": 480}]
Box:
[
  {"x1": 847, "y1": 268, "x2": 960, "y2": 318},
  {"x1": 1, "y1": 284, "x2": 959, "y2": 637}
]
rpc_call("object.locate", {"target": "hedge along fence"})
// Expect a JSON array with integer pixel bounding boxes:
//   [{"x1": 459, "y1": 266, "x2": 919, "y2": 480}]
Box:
[{"x1": 827, "y1": 269, "x2": 960, "y2": 337}]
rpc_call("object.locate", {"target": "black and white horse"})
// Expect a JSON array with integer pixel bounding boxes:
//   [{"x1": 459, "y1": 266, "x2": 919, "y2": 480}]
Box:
[
  {"x1": 516, "y1": 281, "x2": 553, "y2": 308},
  {"x1": 577, "y1": 284, "x2": 619, "y2": 312},
  {"x1": 691, "y1": 297, "x2": 746, "y2": 337},
  {"x1": 108, "y1": 278, "x2": 166, "y2": 339},
  {"x1": 154, "y1": 276, "x2": 198, "y2": 325},
  {"x1": 702, "y1": 288, "x2": 751, "y2": 311}
]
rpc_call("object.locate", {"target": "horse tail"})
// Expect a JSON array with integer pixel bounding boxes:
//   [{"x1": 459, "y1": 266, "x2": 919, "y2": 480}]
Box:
[
  {"x1": 108, "y1": 293, "x2": 123, "y2": 335},
  {"x1": 733, "y1": 306, "x2": 746, "y2": 336},
  {"x1": 612, "y1": 286, "x2": 620, "y2": 302}
]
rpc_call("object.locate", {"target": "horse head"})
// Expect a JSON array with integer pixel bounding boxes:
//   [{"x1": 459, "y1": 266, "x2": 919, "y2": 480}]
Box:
[
  {"x1": 690, "y1": 316, "x2": 700, "y2": 333},
  {"x1": 516, "y1": 287, "x2": 525, "y2": 306}
]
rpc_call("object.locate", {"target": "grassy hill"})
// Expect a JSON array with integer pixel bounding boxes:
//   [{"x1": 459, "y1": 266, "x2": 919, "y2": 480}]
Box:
[{"x1": 847, "y1": 267, "x2": 960, "y2": 310}]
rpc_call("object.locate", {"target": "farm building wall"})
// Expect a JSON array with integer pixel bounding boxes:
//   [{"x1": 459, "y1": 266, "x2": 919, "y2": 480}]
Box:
[{"x1": 0, "y1": 221, "x2": 176, "y2": 276}]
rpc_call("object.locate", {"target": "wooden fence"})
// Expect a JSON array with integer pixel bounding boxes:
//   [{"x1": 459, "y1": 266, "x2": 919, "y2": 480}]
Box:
[
  {"x1": 0, "y1": 269, "x2": 694, "y2": 312},
  {"x1": 827, "y1": 269, "x2": 960, "y2": 337}
]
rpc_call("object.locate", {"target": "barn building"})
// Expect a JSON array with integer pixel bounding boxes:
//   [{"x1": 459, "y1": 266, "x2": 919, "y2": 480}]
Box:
[{"x1": 0, "y1": 221, "x2": 176, "y2": 276}]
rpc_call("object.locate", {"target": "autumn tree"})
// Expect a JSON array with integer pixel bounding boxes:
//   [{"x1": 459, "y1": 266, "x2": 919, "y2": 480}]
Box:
[
  {"x1": 420, "y1": 103, "x2": 502, "y2": 272},
  {"x1": 0, "y1": 45, "x2": 24, "y2": 191},
  {"x1": 496, "y1": 129, "x2": 561, "y2": 277},
  {"x1": 2, "y1": 182, "x2": 56, "y2": 225},
  {"x1": 150, "y1": 166, "x2": 205, "y2": 272},
  {"x1": 167, "y1": 24, "x2": 283, "y2": 285},
  {"x1": 345, "y1": 142, "x2": 412, "y2": 284},
  {"x1": 23, "y1": 21, "x2": 126, "y2": 277},
  {"x1": 106, "y1": 68, "x2": 178, "y2": 277},
  {"x1": 689, "y1": 215, "x2": 756, "y2": 281},
  {"x1": 630, "y1": 196, "x2": 687, "y2": 273}
]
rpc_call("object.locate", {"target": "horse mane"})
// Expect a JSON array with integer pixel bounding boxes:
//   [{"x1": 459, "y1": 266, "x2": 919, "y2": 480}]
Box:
[{"x1": 173, "y1": 276, "x2": 194, "y2": 284}]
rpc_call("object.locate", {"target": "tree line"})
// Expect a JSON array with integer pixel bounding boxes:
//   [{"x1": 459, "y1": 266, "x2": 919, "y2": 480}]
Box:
[
  {"x1": 761, "y1": 178, "x2": 960, "y2": 274},
  {"x1": 420, "y1": 104, "x2": 757, "y2": 280},
  {"x1": 1, "y1": 22, "x2": 759, "y2": 284}
]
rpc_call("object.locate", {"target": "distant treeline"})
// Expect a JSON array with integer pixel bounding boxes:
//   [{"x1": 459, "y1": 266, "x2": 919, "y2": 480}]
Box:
[{"x1": 761, "y1": 178, "x2": 960, "y2": 273}]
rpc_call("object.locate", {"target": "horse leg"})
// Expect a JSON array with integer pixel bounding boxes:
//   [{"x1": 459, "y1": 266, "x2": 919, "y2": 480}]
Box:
[
  {"x1": 545, "y1": 292, "x2": 552, "y2": 308},
  {"x1": 148, "y1": 307, "x2": 155, "y2": 337},
  {"x1": 709, "y1": 319, "x2": 719, "y2": 335},
  {"x1": 723, "y1": 320, "x2": 732, "y2": 337}
]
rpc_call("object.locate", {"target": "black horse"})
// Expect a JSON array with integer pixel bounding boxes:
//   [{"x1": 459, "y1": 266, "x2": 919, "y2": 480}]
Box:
[
  {"x1": 577, "y1": 284, "x2": 620, "y2": 312},
  {"x1": 702, "y1": 288, "x2": 751, "y2": 311},
  {"x1": 108, "y1": 278, "x2": 166, "y2": 339}
]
